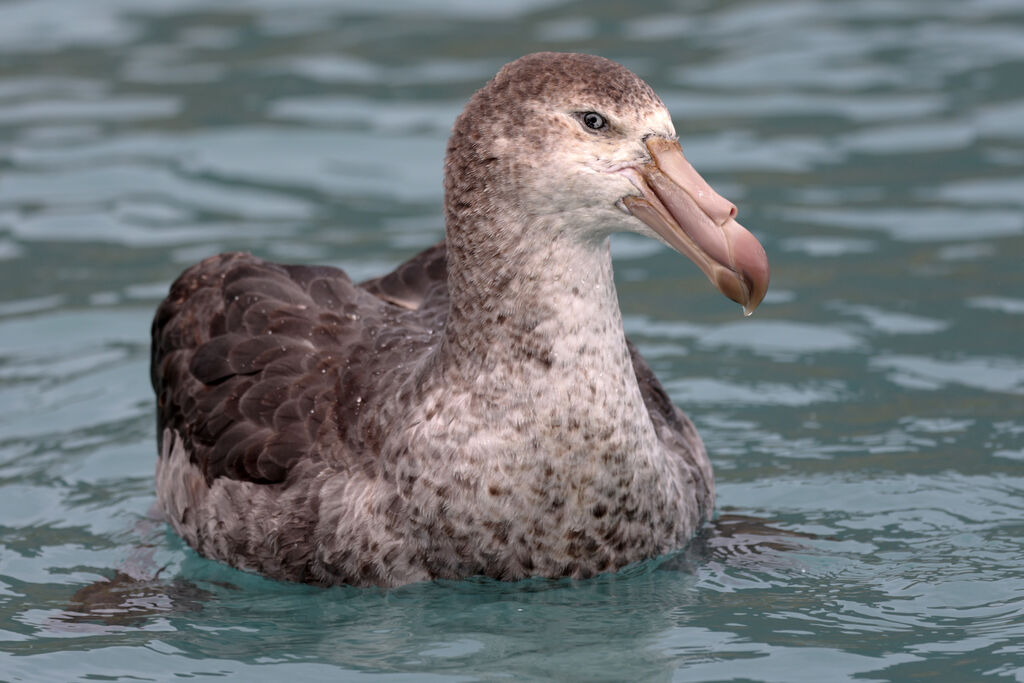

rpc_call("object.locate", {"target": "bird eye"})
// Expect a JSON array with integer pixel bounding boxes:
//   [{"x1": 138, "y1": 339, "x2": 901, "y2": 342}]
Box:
[{"x1": 579, "y1": 112, "x2": 608, "y2": 131}]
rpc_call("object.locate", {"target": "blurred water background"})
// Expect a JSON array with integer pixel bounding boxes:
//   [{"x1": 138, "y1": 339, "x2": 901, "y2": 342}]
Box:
[{"x1": 1, "y1": 0, "x2": 1023, "y2": 680}]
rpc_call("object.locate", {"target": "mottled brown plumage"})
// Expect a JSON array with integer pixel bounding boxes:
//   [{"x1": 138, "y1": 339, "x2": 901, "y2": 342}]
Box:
[{"x1": 150, "y1": 52, "x2": 767, "y2": 587}]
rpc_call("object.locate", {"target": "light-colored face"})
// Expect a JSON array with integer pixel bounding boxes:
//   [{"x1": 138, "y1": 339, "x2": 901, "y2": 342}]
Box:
[
  {"x1": 509, "y1": 98, "x2": 675, "y2": 228},
  {"x1": 445, "y1": 53, "x2": 768, "y2": 314},
  {"x1": 512, "y1": 92, "x2": 769, "y2": 315}
]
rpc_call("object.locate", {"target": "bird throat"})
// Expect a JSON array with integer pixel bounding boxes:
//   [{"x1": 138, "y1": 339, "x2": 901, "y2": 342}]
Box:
[{"x1": 428, "y1": 217, "x2": 662, "y2": 469}]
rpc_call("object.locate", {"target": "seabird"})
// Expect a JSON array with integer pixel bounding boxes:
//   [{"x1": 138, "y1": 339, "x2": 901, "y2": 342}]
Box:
[{"x1": 150, "y1": 52, "x2": 769, "y2": 587}]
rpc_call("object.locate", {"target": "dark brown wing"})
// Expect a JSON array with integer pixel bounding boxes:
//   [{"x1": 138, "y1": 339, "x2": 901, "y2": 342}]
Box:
[
  {"x1": 360, "y1": 241, "x2": 447, "y2": 310},
  {"x1": 626, "y1": 337, "x2": 714, "y2": 510},
  {"x1": 151, "y1": 252, "x2": 406, "y2": 485},
  {"x1": 626, "y1": 338, "x2": 688, "y2": 435}
]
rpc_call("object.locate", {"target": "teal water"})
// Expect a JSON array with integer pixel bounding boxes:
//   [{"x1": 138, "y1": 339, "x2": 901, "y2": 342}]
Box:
[{"x1": 1, "y1": 0, "x2": 1023, "y2": 680}]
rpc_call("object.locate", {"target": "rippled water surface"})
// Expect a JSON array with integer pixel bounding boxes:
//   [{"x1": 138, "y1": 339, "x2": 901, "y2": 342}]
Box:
[{"x1": 2, "y1": 0, "x2": 1023, "y2": 680}]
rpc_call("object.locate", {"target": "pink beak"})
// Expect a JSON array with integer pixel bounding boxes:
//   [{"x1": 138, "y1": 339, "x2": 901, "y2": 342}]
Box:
[{"x1": 621, "y1": 137, "x2": 769, "y2": 315}]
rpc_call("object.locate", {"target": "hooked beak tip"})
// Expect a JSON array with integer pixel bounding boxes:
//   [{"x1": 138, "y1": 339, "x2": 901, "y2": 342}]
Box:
[{"x1": 625, "y1": 137, "x2": 770, "y2": 316}]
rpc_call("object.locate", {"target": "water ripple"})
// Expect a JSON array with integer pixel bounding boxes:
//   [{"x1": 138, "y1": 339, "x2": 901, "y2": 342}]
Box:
[
  {"x1": 872, "y1": 354, "x2": 1024, "y2": 395},
  {"x1": 1, "y1": 0, "x2": 1023, "y2": 680}
]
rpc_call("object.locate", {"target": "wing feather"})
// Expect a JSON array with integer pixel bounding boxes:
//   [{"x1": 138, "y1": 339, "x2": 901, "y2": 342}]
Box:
[
  {"x1": 360, "y1": 241, "x2": 447, "y2": 310},
  {"x1": 153, "y1": 253, "x2": 376, "y2": 485}
]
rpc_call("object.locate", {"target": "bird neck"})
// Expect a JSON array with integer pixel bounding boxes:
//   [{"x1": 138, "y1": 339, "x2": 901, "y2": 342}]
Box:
[
  {"x1": 441, "y1": 214, "x2": 621, "y2": 374},
  {"x1": 431, "y1": 212, "x2": 659, "y2": 460}
]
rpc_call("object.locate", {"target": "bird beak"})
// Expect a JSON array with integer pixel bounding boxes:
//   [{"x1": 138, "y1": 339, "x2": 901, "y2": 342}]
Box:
[{"x1": 621, "y1": 137, "x2": 769, "y2": 315}]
